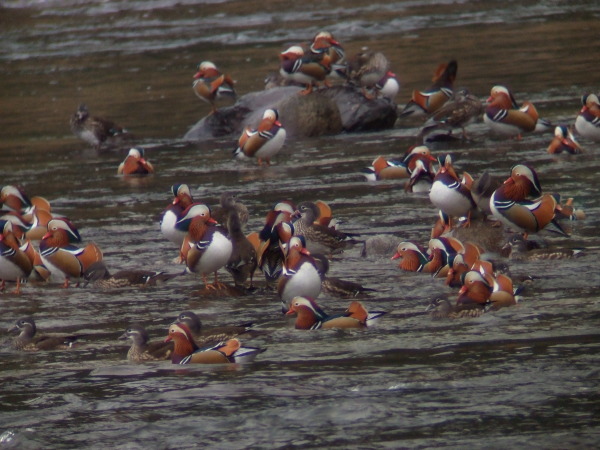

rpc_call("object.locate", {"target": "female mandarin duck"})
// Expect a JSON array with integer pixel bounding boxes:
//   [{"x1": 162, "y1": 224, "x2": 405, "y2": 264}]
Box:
[
  {"x1": 257, "y1": 200, "x2": 296, "y2": 288},
  {"x1": 399, "y1": 60, "x2": 457, "y2": 117},
  {"x1": 177, "y1": 203, "x2": 233, "y2": 290},
  {"x1": 483, "y1": 85, "x2": 542, "y2": 138},
  {"x1": 293, "y1": 201, "x2": 360, "y2": 255},
  {"x1": 490, "y1": 164, "x2": 567, "y2": 238},
  {"x1": 429, "y1": 155, "x2": 476, "y2": 228},
  {"x1": 233, "y1": 109, "x2": 287, "y2": 166},
  {"x1": 192, "y1": 61, "x2": 236, "y2": 113},
  {"x1": 0, "y1": 223, "x2": 33, "y2": 294},
  {"x1": 278, "y1": 236, "x2": 323, "y2": 312},
  {"x1": 501, "y1": 233, "x2": 583, "y2": 261},
  {"x1": 39, "y1": 218, "x2": 103, "y2": 287},
  {"x1": 119, "y1": 325, "x2": 173, "y2": 362},
  {"x1": 347, "y1": 50, "x2": 399, "y2": 100},
  {"x1": 222, "y1": 194, "x2": 258, "y2": 290},
  {"x1": 70, "y1": 103, "x2": 127, "y2": 149},
  {"x1": 165, "y1": 323, "x2": 264, "y2": 364},
  {"x1": 8, "y1": 317, "x2": 80, "y2": 351},
  {"x1": 419, "y1": 88, "x2": 484, "y2": 140},
  {"x1": 175, "y1": 311, "x2": 254, "y2": 347},
  {"x1": 117, "y1": 148, "x2": 154, "y2": 175},
  {"x1": 286, "y1": 296, "x2": 386, "y2": 330},
  {"x1": 160, "y1": 183, "x2": 195, "y2": 249},
  {"x1": 575, "y1": 93, "x2": 600, "y2": 141},
  {"x1": 279, "y1": 45, "x2": 331, "y2": 95},
  {"x1": 547, "y1": 125, "x2": 583, "y2": 155},
  {"x1": 362, "y1": 145, "x2": 436, "y2": 181}
]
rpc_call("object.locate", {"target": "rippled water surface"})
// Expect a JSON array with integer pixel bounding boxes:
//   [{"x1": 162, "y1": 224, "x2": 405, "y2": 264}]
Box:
[{"x1": 1, "y1": 1, "x2": 600, "y2": 448}]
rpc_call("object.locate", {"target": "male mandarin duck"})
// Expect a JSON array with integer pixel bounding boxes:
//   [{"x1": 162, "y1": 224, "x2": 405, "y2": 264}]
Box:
[
  {"x1": 222, "y1": 195, "x2": 258, "y2": 290},
  {"x1": 391, "y1": 241, "x2": 444, "y2": 274},
  {"x1": 278, "y1": 236, "x2": 323, "y2": 312},
  {"x1": 1, "y1": 186, "x2": 53, "y2": 239},
  {"x1": 160, "y1": 183, "x2": 195, "y2": 248},
  {"x1": 429, "y1": 155, "x2": 476, "y2": 227},
  {"x1": 117, "y1": 148, "x2": 154, "y2": 175},
  {"x1": 399, "y1": 60, "x2": 457, "y2": 117},
  {"x1": 293, "y1": 201, "x2": 360, "y2": 255},
  {"x1": 39, "y1": 218, "x2": 103, "y2": 287},
  {"x1": 70, "y1": 103, "x2": 127, "y2": 149},
  {"x1": 119, "y1": 325, "x2": 173, "y2": 362},
  {"x1": 279, "y1": 45, "x2": 331, "y2": 95},
  {"x1": 362, "y1": 145, "x2": 437, "y2": 181},
  {"x1": 490, "y1": 164, "x2": 568, "y2": 237},
  {"x1": 257, "y1": 201, "x2": 296, "y2": 287},
  {"x1": 483, "y1": 85, "x2": 547, "y2": 138},
  {"x1": 192, "y1": 61, "x2": 236, "y2": 113},
  {"x1": 8, "y1": 317, "x2": 80, "y2": 351},
  {"x1": 346, "y1": 50, "x2": 399, "y2": 100},
  {"x1": 419, "y1": 88, "x2": 483, "y2": 140},
  {"x1": 458, "y1": 270, "x2": 518, "y2": 312},
  {"x1": 175, "y1": 311, "x2": 255, "y2": 347},
  {"x1": 233, "y1": 109, "x2": 287, "y2": 166},
  {"x1": 286, "y1": 296, "x2": 385, "y2": 330},
  {"x1": 177, "y1": 203, "x2": 233, "y2": 290},
  {"x1": 404, "y1": 157, "x2": 436, "y2": 193},
  {"x1": 165, "y1": 323, "x2": 264, "y2": 364},
  {"x1": 0, "y1": 224, "x2": 33, "y2": 294},
  {"x1": 547, "y1": 125, "x2": 583, "y2": 155},
  {"x1": 309, "y1": 31, "x2": 346, "y2": 81},
  {"x1": 575, "y1": 93, "x2": 600, "y2": 141},
  {"x1": 1, "y1": 185, "x2": 33, "y2": 214}
]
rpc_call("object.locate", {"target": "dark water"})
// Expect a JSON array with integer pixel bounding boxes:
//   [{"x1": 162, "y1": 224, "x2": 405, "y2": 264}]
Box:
[{"x1": 1, "y1": 1, "x2": 600, "y2": 448}]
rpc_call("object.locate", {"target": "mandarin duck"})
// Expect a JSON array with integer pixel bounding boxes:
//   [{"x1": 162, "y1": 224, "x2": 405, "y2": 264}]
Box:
[
  {"x1": 175, "y1": 311, "x2": 255, "y2": 347},
  {"x1": 1, "y1": 186, "x2": 53, "y2": 240},
  {"x1": 119, "y1": 325, "x2": 173, "y2": 362},
  {"x1": 490, "y1": 164, "x2": 568, "y2": 238},
  {"x1": 117, "y1": 148, "x2": 154, "y2": 175},
  {"x1": 483, "y1": 85, "x2": 549, "y2": 138},
  {"x1": 501, "y1": 233, "x2": 583, "y2": 261},
  {"x1": 0, "y1": 223, "x2": 33, "y2": 294},
  {"x1": 419, "y1": 88, "x2": 483, "y2": 140},
  {"x1": 429, "y1": 155, "x2": 476, "y2": 228},
  {"x1": 574, "y1": 93, "x2": 600, "y2": 141},
  {"x1": 547, "y1": 125, "x2": 583, "y2": 155},
  {"x1": 160, "y1": 183, "x2": 195, "y2": 249},
  {"x1": 405, "y1": 157, "x2": 436, "y2": 193},
  {"x1": 70, "y1": 103, "x2": 127, "y2": 149},
  {"x1": 399, "y1": 60, "x2": 457, "y2": 117},
  {"x1": 362, "y1": 145, "x2": 437, "y2": 181},
  {"x1": 278, "y1": 236, "x2": 323, "y2": 312},
  {"x1": 313, "y1": 252, "x2": 376, "y2": 298},
  {"x1": 286, "y1": 296, "x2": 386, "y2": 330},
  {"x1": 279, "y1": 45, "x2": 331, "y2": 95},
  {"x1": 211, "y1": 191, "x2": 249, "y2": 232},
  {"x1": 233, "y1": 109, "x2": 287, "y2": 166},
  {"x1": 83, "y1": 260, "x2": 180, "y2": 288},
  {"x1": 256, "y1": 201, "x2": 296, "y2": 288},
  {"x1": 310, "y1": 31, "x2": 346, "y2": 82},
  {"x1": 391, "y1": 241, "x2": 444, "y2": 274},
  {"x1": 426, "y1": 297, "x2": 485, "y2": 319},
  {"x1": 165, "y1": 323, "x2": 264, "y2": 364},
  {"x1": 458, "y1": 270, "x2": 518, "y2": 312},
  {"x1": 347, "y1": 50, "x2": 399, "y2": 100},
  {"x1": 177, "y1": 203, "x2": 233, "y2": 290},
  {"x1": 223, "y1": 195, "x2": 258, "y2": 290},
  {"x1": 192, "y1": 61, "x2": 236, "y2": 113},
  {"x1": 8, "y1": 317, "x2": 80, "y2": 351},
  {"x1": 39, "y1": 218, "x2": 103, "y2": 287},
  {"x1": 293, "y1": 201, "x2": 360, "y2": 255}
]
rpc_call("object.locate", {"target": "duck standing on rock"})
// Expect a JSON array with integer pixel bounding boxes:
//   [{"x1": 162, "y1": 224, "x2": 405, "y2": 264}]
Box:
[
  {"x1": 192, "y1": 61, "x2": 236, "y2": 113},
  {"x1": 279, "y1": 45, "x2": 331, "y2": 95},
  {"x1": 233, "y1": 109, "x2": 286, "y2": 166},
  {"x1": 347, "y1": 50, "x2": 399, "y2": 101}
]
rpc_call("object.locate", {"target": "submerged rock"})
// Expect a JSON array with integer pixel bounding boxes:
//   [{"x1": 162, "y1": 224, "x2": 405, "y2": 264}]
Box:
[{"x1": 183, "y1": 85, "x2": 397, "y2": 140}]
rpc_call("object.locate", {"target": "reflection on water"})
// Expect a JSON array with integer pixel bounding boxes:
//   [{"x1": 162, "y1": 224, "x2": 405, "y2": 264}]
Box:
[{"x1": 1, "y1": 0, "x2": 600, "y2": 448}]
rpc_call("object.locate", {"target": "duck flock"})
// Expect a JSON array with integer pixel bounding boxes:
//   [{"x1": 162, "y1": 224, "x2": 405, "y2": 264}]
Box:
[{"x1": 3, "y1": 30, "x2": 597, "y2": 365}]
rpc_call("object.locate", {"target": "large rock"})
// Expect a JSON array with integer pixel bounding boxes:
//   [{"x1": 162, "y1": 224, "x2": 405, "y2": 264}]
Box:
[{"x1": 183, "y1": 85, "x2": 397, "y2": 140}]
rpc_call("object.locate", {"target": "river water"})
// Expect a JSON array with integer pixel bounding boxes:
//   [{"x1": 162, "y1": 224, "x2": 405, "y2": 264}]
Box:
[{"x1": 1, "y1": 1, "x2": 600, "y2": 448}]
